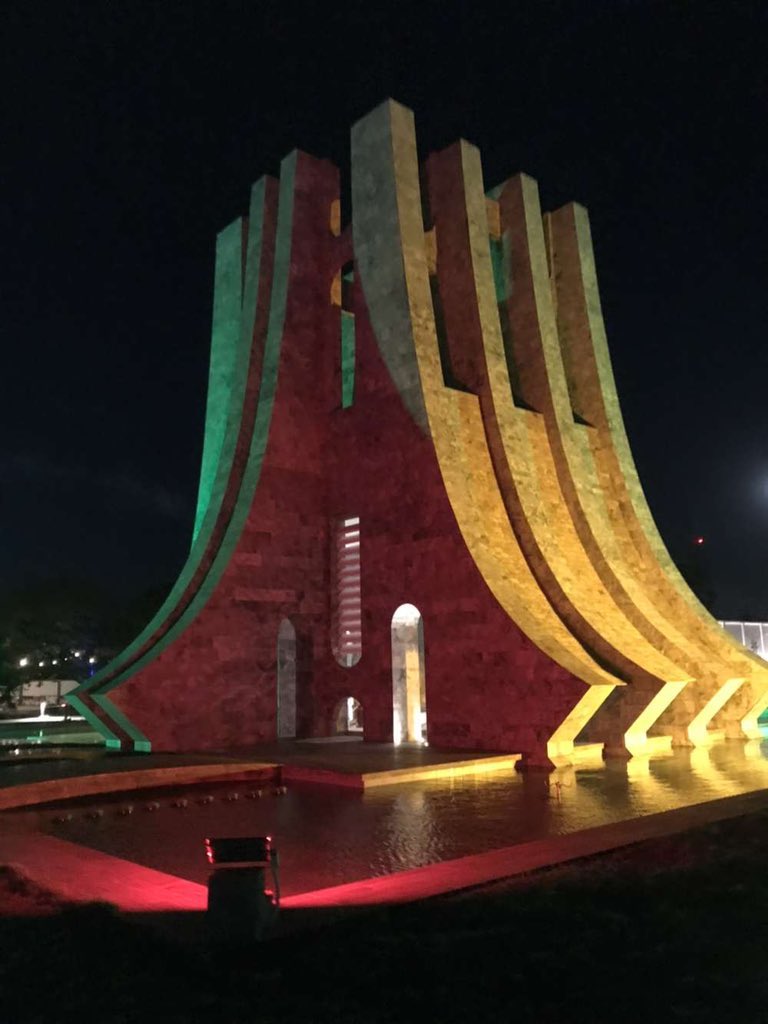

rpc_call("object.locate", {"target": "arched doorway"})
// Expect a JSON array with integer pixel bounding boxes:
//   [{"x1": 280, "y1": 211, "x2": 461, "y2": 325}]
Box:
[
  {"x1": 391, "y1": 603, "x2": 426, "y2": 744},
  {"x1": 276, "y1": 618, "x2": 297, "y2": 739},
  {"x1": 334, "y1": 696, "x2": 364, "y2": 735}
]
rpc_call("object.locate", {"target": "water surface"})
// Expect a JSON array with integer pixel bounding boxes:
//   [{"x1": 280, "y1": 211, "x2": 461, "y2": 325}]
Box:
[{"x1": 24, "y1": 738, "x2": 768, "y2": 897}]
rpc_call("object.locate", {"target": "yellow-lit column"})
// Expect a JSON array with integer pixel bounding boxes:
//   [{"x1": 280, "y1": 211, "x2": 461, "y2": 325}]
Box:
[
  {"x1": 426, "y1": 141, "x2": 696, "y2": 758},
  {"x1": 544, "y1": 201, "x2": 768, "y2": 739},
  {"x1": 351, "y1": 100, "x2": 619, "y2": 767}
]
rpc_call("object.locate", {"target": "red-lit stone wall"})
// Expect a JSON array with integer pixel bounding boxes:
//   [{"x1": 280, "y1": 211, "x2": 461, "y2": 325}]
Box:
[{"x1": 110, "y1": 151, "x2": 588, "y2": 765}]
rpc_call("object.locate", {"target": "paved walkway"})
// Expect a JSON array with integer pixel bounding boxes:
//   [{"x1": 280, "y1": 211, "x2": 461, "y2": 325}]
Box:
[{"x1": 248, "y1": 739, "x2": 520, "y2": 787}]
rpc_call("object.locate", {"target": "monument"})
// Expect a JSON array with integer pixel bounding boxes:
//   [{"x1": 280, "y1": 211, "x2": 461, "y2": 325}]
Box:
[{"x1": 67, "y1": 101, "x2": 768, "y2": 769}]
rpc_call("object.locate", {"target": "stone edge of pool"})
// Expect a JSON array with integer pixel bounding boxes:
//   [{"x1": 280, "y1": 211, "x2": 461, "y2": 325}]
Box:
[
  {"x1": 0, "y1": 762, "x2": 281, "y2": 811},
  {"x1": 0, "y1": 751, "x2": 531, "y2": 809}
]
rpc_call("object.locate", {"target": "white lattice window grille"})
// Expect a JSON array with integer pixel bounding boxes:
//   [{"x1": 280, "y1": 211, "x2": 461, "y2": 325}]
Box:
[
  {"x1": 720, "y1": 621, "x2": 768, "y2": 661},
  {"x1": 332, "y1": 516, "x2": 362, "y2": 667}
]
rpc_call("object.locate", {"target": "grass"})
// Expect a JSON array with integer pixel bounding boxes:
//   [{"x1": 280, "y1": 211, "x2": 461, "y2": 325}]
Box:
[{"x1": 3, "y1": 812, "x2": 768, "y2": 1022}]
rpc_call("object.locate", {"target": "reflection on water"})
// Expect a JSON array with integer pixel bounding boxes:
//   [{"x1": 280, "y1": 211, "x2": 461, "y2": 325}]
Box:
[
  {"x1": 29, "y1": 738, "x2": 768, "y2": 897},
  {"x1": 0, "y1": 720, "x2": 102, "y2": 747}
]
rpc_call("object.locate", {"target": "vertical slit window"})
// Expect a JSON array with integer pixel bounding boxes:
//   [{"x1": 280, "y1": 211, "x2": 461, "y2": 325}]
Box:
[
  {"x1": 341, "y1": 310, "x2": 355, "y2": 408},
  {"x1": 332, "y1": 516, "x2": 362, "y2": 667},
  {"x1": 341, "y1": 265, "x2": 355, "y2": 408}
]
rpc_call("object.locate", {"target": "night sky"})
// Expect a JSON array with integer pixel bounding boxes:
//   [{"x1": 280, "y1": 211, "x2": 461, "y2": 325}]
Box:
[{"x1": 2, "y1": 2, "x2": 767, "y2": 617}]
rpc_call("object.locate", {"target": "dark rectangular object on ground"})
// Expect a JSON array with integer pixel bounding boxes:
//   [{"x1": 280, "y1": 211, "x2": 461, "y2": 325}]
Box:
[{"x1": 205, "y1": 836, "x2": 272, "y2": 865}]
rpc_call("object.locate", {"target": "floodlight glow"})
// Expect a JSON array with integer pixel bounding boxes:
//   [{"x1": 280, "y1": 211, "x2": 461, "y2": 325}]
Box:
[{"x1": 19, "y1": 657, "x2": 28, "y2": 668}]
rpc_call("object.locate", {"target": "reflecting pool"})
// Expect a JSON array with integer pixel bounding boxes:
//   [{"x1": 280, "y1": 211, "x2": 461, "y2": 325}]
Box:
[{"x1": 18, "y1": 738, "x2": 768, "y2": 897}]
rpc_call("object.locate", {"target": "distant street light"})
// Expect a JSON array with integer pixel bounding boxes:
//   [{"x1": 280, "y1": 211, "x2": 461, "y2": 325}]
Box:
[{"x1": 18, "y1": 657, "x2": 28, "y2": 668}]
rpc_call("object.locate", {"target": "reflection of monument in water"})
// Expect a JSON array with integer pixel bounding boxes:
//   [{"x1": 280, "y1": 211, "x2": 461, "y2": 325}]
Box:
[{"x1": 66, "y1": 100, "x2": 768, "y2": 770}]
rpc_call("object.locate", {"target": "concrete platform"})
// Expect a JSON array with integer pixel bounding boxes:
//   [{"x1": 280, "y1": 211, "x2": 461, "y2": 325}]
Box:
[
  {"x1": 0, "y1": 739, "x2": 527, "y2": 809},
  {"x1": 259, "y1": 738, "x2": 616, "y2": 787},
  {"x1": 270, "y1": 740, "x2": 521, "y2": 788},
  {"x1": 0, "y1": 735, "x2": 633, "y2": 811}
]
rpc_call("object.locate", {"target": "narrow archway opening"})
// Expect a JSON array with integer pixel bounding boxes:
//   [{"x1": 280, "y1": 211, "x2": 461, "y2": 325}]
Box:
[
  {"x1": 276, "y1": 618, "x2": 297, "y2": 739},
  {"x1": 334, "y1": 696, "x2": 364, "y2": 736},
  {"x1": 391, "y1": 603, "x2": 427, "y2": 745}
]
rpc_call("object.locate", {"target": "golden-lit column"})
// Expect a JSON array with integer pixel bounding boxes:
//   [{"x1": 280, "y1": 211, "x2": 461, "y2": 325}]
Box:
[
  {"x1": 545, "y1": 687, "x2": 622, "y2": 761},
  {"x1": 490, "y1": 173, "x2": 748, "y2": 748},
  {"x1": 545, "y1": 201, "x2": 768, "y2": 737},
  {"x1": 351, "y1": 100, "x2": 618, "y2": 766},
  {"x1": 428, "y1": 141, "x2": 696, "y2": 758},
  {"x1": 404, "y1": 644, "x2": 422, "y2": 742}
]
